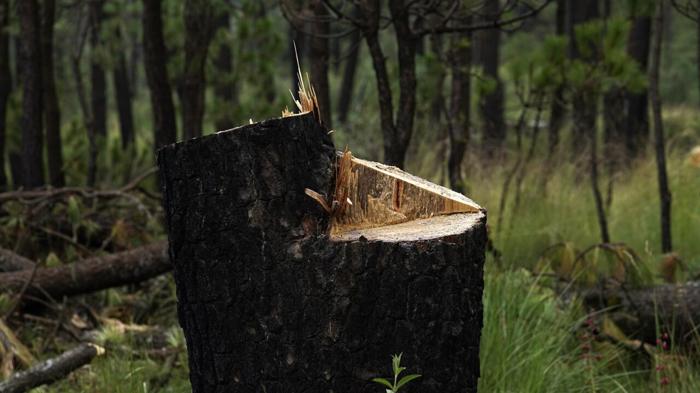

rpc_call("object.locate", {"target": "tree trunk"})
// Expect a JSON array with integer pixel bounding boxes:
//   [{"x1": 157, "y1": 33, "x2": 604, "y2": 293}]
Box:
[
  {"x1": 0, "y1": 0, "x2": 10, "y2": 191},
  {"x1": 478, "y1": 0, "x2": 505, "y2": 158},
  {"x1": 142, "y1": 0, "x2": 177, "y2": 150},
  {"x1": 625, "y1": 15, "x2": 651, "y2": 157},
  {"x1": 113, "y1": 27, "x2": 135, "y2": 149},
  {"x1": 41, "y1": 0, "x2": 65, "y2": 188},
  {"x1": 310, "y1": 0, "x2": 332, "y2": 127},
  {"x1": 447, "y1": 30, "x2": 471, "y2": 194},
  {"x1": 213, "y1": 11, "x2": 236, "y2": 131},
  {"x1": 158, "y1": 113, "x2": 486, "y2": 393},
  {"x1": 182, "y1": 0, "x2": 215, "y2": 140},
  {"x1": 648, "y1": 1, "x2": 672, "y2": 253},
  {"x1": 18, "y1": 0, "x2": 44, "y2": 189},
  {"x1": 387, "y1": 0, "x2": 417, "y2": 168},
  {"x1": 89, "y1": 0, "x2": 106, "y2": 140},
  {"x1": 568, "y1": 0, "x2": 599, "y2": 157},
  {"x1": 337, "y1": 30, "x2": 361, "y2": 124},
  {"x1": 548, "y1": 0, "x2": 566, "y2": 157}
]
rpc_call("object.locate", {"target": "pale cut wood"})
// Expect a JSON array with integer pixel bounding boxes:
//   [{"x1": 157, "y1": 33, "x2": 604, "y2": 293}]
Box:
[{"x1": 331, "y1": 152, "x2": 483, "y2": 235}]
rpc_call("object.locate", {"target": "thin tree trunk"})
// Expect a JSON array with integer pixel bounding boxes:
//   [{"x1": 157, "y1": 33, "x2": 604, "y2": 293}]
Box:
[
  {"x1": 42, "y1": 0, "x2": 65, "y2": 187},
  {"x1": 447, "y1": 30, "x2": 471, "y2": 194},
  {"x1": 364, "y1": 33, "x2": 397, "y2": 163},
  {"x1": 430, "y1": 34, "x2": 445, "y2": 122},
  {"x1": 568, "y1": 0, "x2": 599, "y2": 157},
  {"x1": 89, "y1": 0, "x2": 106, "y2": 141},
  {"x1": 182, "y1": 0, "x2": 215, "y2": 140},
  {"x1": 649, "y1": 1, "x2": 672, "y2": 253},
  {"x1": 0, "y1": 0, "x2": 11, "y2": 191},
  {"x1": 310, "y1": 0, "x2": 332, "y2": 127},
  {"x1": 387, "y1": 0, "x2": 417, "y2": 168},
  {"x1": 590, "y1": 107, "x2": 610, "y2": 244},
  {"x1": 142, "y1": 0, "x2": 177, "y2": 149},
  {"x1": 626, "y1": 15, "x2": 651, "y2": 157},
  {"x1": 548, "y1": 0, "x2": 566, "y2": 158},
  {"x1": 479, "y1": 0, "x2": 505, "y2": 158},
  {"x1": 113, "y1": 27, "x2": 134, "y2": 149},
  {"x1": 18, "y1": 0, "x2": 44, "y2": 189},
  {"x1": 213, "y1": 11, "x2": 236, "y2": 130},
  {"x1": 603, "y1": 88, "x2": 625, "y2": 208},
  {"x1": 337, "y1": 29, "x2": 361, "y2": 124}
]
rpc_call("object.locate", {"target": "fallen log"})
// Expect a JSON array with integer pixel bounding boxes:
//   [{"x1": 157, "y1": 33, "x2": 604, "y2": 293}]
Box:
[
  {"x1": 583, "y1": 281, "x2": 700, "y2": 345},
  {"x1": 0, "y1": 249, "x2": 34, "y2": 273},
  {"x1": 159, "y1": 112, "x2": 486, "y2": 392},
  {"x1": 0, "y1": 241, "x2": 169, "y2": 302},
  {"x1": 0, "y1": 343, "x2": 104, "y2": 393}
]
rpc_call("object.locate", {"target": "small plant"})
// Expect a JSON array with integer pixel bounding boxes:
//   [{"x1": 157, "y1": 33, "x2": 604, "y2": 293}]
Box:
[{"x1": 371, "y1": 353, "x2": 421, "y2": 393}]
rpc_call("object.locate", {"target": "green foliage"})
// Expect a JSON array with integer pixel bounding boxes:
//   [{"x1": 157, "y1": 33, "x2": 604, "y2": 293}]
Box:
[{"x1": 372, "y1": 353, "x2": 421, "y2": 393}]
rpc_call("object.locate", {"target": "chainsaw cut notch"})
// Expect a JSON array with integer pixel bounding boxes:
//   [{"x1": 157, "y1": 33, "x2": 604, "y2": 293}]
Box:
[{"x1": 328, "y1": 150, "x2": 483, "y2": 239}]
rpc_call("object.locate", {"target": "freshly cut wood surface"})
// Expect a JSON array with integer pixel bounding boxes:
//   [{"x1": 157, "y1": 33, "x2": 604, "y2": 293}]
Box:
[
  {"x1": 332, "y1": 212, "x2": 484, "y2": 242},
  {"x1": 331, "y1": 153, "x2": 482, "y2": 235}
]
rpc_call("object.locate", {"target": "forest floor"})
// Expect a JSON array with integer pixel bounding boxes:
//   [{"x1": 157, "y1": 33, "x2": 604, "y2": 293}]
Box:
[{"x1": 3, "y1": 109, "x2": 700, "y2": 393}]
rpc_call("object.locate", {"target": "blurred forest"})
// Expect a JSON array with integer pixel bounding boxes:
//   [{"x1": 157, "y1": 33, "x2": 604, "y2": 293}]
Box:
[{"x1": 0, "y1": 0, "x2": 699, "y2": 392}]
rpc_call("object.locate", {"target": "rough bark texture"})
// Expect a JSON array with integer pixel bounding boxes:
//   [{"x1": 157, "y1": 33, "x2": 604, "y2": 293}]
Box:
[
  {"x1": 142, "y1": 0, "x2": 177, "y2": 149},
  {"x1": 0, "y1": 241, "x2": 168, "y2": 301},
  {"x1": 0, "y1": 343, "x2": 102, "y2": 393},
  {"x1": 41, "y1": 0, "x2": 65, "y2": 188},
  {"x1": 18, "y1": 0, "x2": 45, "y2": 189},
  {"x1": 158, "y1": 113, "x2": 485, "y2": 393},
  {"x1": 182, "y1": 0, "x2": 215, "y2": 140},
  {"x1": 0, "y1": 0, "x2": 10, "y2": 191}
]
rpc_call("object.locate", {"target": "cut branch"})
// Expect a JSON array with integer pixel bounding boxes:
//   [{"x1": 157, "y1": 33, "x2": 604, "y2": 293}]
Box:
[
  {"x1": 0, "y1": 241, "x2": 169, "y2": 303},
  {"x1": 0, "y1": 343, "x2": 104, "y2": 393},
  {"x1": 0, "y1": 249, "x2": 35, "y2": 272}
]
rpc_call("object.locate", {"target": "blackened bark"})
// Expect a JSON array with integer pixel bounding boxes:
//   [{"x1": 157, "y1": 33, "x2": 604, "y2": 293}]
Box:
[
  {"x1": 158, "y1": 113, "x2": 485, "y2": 393},
  {"x1": 337, "y1": 30, "x2": 361, "y2": 124},
  {"x1": 213, "y1": 12, "x2": 236, "y2": 130},
  {"x1": 649, "y1": 1, "x2": 672, "y2": 253},
  {"x1": 0, "y1": 0, "x2": 10, "y2": 191},
  {"x1": 479, "y1": 0, "x2": 505, "y2": 157},
  {"x1": 142, "y1": 0, "x2": 177, "y2": 149},
  {"x1": 89, "y1": 0, "x2": 107, "y2": 139},
  {"x1": 626, "y1": 16, "x2": 651, "y2": 157},
  {"x1": 548, "y1": 0, "x2": 566, "y2": 156},
  {"x1": 448, "y1": 30, "x2": 471, "y2": 194},
  {"x1": 182, "y1": 0, "x2": 215, "y2": 140},
  {"x1": 42, "y1": 0, "x2": 65, "y2": 187},
  {"x1": 113, "y1": 27, "x2": 135, "y2": 149},
  {"x1": 310, "y1": 0, "x2": 332, "y2": 127},
  {"x1": 18, "y1": 0, "x2": 44, "y2": 189}
]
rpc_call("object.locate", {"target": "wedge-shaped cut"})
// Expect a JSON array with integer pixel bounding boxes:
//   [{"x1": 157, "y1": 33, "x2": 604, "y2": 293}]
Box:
[{"x1": 331, "y1": 153, "x2": 482, "y2": 236}]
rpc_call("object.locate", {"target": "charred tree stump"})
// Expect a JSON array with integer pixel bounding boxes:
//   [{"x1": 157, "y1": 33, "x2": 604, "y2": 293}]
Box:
[{"x1": 158, "y1": 113, "x2": 487, "y2": 393}]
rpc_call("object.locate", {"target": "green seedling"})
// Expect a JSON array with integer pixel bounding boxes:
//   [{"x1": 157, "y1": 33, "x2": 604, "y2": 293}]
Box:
[{"x1": 371, "y1": 353, "x2": 421, "y2": 393}]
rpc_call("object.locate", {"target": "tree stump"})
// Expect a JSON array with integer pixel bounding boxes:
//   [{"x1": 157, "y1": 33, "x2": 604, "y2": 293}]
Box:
[{"x1": 158, "y1": 113, "x2": 487, "y2": 393}]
